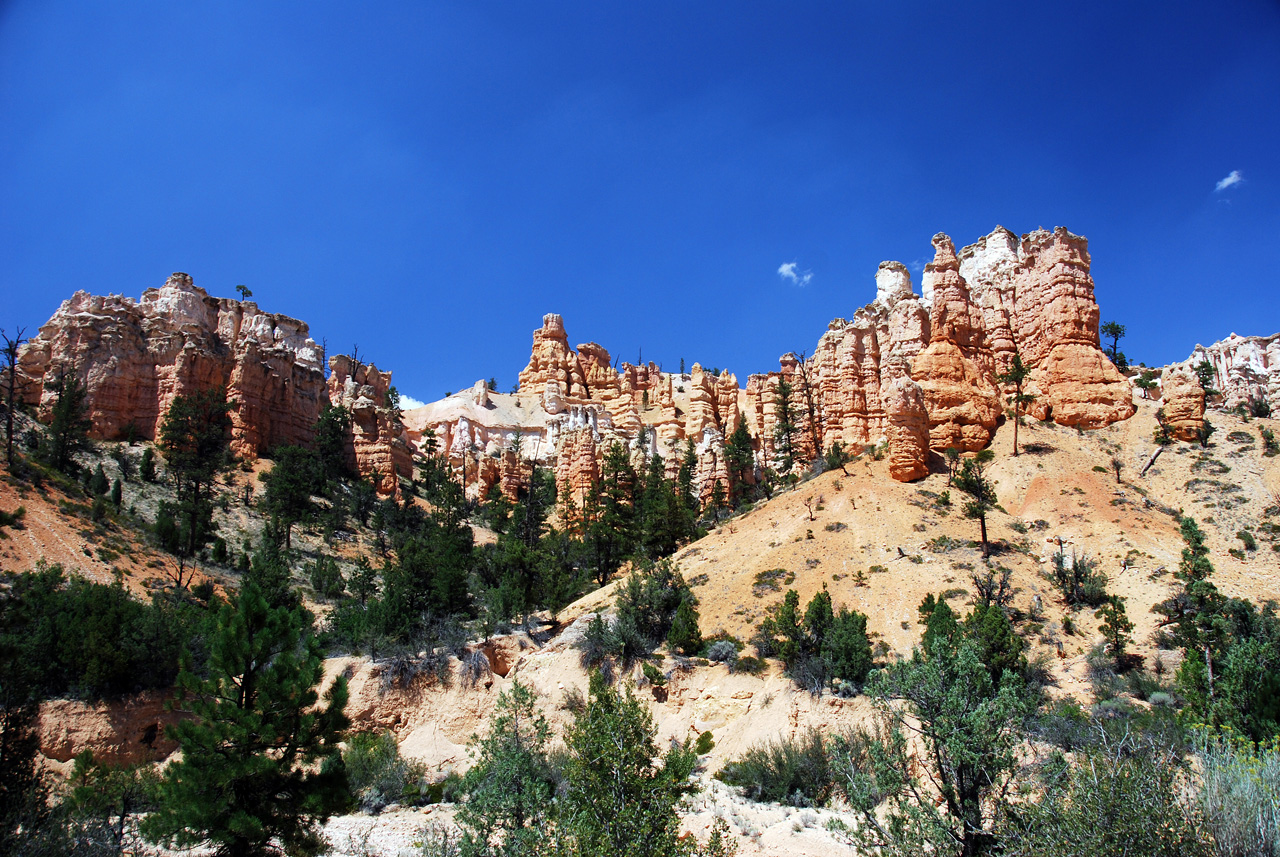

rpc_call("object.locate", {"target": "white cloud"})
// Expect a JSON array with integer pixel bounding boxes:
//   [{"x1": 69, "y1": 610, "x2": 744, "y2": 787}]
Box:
[
  {"x1": 777, "y1": 261, "x2": 813, "y2": 287},
  {"x1": 1215, "y1": 170, "x2": 1243, "y2": 192},
  {"x1": 399, "y1": 393, "x2": 427, "y2": 410}
]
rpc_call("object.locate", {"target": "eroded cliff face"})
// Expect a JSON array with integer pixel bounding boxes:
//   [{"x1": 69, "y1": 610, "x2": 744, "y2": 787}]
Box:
[
  {"x1": 1181, "y1": 333, "x2": 1280, "y2": 412},
  {"x1": 1160, "y1": 367, "x2": 1208, "y2": 442},
  {"x1": 18, "y1": 273, "x2": 410, "y2": 493},
  {"x1": 18, "y1": 274, "x2": 327, "y2": 458},
  {"x1": 326, "y1": 355, "x2": 414, "y2": 494},
  {"x1": 410, "y1": 225, "x2": 1135, "y2": 500}
]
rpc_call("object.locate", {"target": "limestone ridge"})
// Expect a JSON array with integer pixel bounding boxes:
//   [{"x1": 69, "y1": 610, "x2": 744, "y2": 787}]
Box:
[
  {"x1": 18, "y1": 273, "x2": 411, "y2": 493},
  {"x1": 409, "y1": 226, "x2": 1135, "y2": 502}
]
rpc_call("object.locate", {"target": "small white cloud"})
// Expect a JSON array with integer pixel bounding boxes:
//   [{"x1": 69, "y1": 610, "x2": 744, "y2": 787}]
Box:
[
  {"x1": 777, "y1": 261, "x2": 813, "y2": 287},
  {"x1": 909, "y1": 258, "x2": 925, "y2": 274},
  {"x1": 399, "y1": 394, "x2": 427, "y2": 410},
  {"x1": 1215, "y1": 170, "x2": 1243, "y2": 192}
]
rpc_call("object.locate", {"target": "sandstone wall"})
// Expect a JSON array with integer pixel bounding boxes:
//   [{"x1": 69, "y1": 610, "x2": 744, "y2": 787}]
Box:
[
  {"x1": 18, "y1": 274, "x2": 326, "y2": 458},
  {"x1": 1181, "y1": 332, "x2": 1280, "y2": 411},
  {"x1": 326, "y1": 354, "x2": 414, "y2": 494},
  {"x1": 402, "y1": 225, "x2": 1140, "y2": 500},
  {"x1": 18, "y1": 273, "x2": 410, "y2": 493}
]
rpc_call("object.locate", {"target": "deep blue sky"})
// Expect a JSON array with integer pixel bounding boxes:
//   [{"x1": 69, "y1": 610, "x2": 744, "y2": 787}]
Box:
[{"x1": 3, "y1": 2, "x2": 1277, "y2": 405}]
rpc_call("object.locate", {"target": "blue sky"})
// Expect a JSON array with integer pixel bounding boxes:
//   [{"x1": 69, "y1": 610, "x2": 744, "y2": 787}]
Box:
[{"x1": 2, "y1": 2, "x2": 1277, "y2": 406}]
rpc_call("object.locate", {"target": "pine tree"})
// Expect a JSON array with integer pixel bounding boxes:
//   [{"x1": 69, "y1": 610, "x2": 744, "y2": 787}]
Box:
[
  {"x1": 259, "y1": 445, "x2": 325, "y2": 549},
  {"x1": 1, "y1": 327, "x2": 28, "y2": 471},
  {"x1": 771, "y1": 376, "x2": 799, "y2": 476},
  {"x1": 996, "y1": 353, "x2": 1034, "y2": 456},
  {"x1": 39, "y1": 369, "x2": 93, "y2": 474},
  {"x1": 667, "y1": 595, "x2": 703, "y2": 656},
  {"x1": 560, "y1": 673, "x2": 698, "y2": 857},
  {"x1": 139, "y1": 446, "x2": 156, "y2": 482},
  {"x1": 313, "y1": 403, "x2": 351, "y2": 483},
  {"x1": 1100, "y1": 321, "x2": 1127, "y2": 370},
  {"x1": 159, "y1": 388, "x2": 233, "y2": 560},
  {"x1": 954, "y1": 450, "x2": 997, "y2": 557},
  {"x1": 457, "y1": 679, "x2": 554, "y2": 857},
  {"x1": 824, "y1": 608, "x2": 872, "y2": 684},
  {"x1": 142, "y1": 581, "x2": 349, "y2": 857},
  {"x1": 587, "y1": 442, "x2": 637, "y2": 584},
  {"x1": 1096, "y1": 595, "x2": 1134, "y2": 663},
  {"x1": 723, "y1": 416, "x2": 755, "y2": 507}
]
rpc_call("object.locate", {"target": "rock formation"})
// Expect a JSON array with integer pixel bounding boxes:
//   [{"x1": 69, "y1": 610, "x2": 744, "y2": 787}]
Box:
[
  {"x1": 911, "y1": 234, "x2": 1001, "y2": 450},
  {"x1": 326, "y1": 355, "x2": 414, "y2": 494},
  {"x1": 18, "y1": 273, "x2": 410, "y2": 493},
  {"x1": 1181, "y1": 332, "x2": 1280, "y2": 412},
  {"x1": 882, "y1": 357, "x2": 930, "y2": 481},
  {"x1": 18, "y1": 274, "x2": 326, "y2": 458},
  {"x1": 1160, "y1": 367, "x2": 1207, "y2": 442},
  {"x1": 412, "y1": 225, "x2": 1136, "y2": 496}
]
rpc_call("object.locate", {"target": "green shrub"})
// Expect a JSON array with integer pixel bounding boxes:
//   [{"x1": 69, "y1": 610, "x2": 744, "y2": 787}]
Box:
[
  {"x1": 730, "y1": 655, "x2": 767, "y2": 675},
  {"x1": 695, "y1": 731, "x2": 715, "y2": 755},
  {"x1": 719, "y1": 729, "x2": 832, "y2": 807},
  {"x1": 706, "y1": 641, "x2": 738, "y2": 663},
  {"x1": 1197, "y1": 731, "x2": 1280, "y2": 857},
  {"x1": 641, "y1": 661, "x2": 666, "y2": 687},
  {"x1": 1046, "y1": 550, "x2": 1109, "y2": 607},
  {"x1": 343, "y1": 731, "x2": 429, "y2": 813}
]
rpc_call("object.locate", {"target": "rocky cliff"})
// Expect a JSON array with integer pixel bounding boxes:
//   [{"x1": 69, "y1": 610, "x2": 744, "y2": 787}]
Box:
[
  {"x1": 1179, "y1": 332, "x2": 1280, "y2": 412},
  {"x1": 409, "y1": 226, "x2": 1136, "y2": 501},
  {"x1": 18, "y1": 274, "x2": 326, "y2": 458},
  {"x1": 326, "y1": 354, "x2": 414, "y2": 494},
  {"x1": 18, "y1": 273, "x2": 409, "y2": 493}
]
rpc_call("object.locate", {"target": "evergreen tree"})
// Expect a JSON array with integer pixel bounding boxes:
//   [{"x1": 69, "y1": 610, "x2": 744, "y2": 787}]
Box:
[
  {"x1": 667, "y1": 594, "x2": 703, "y2": 656},
  {"x1": 259, "y1": 446, "x2": 325, "y2": 549},
  {"x1": 1134, "y1": 369, "x2": 1158, "y2": 399},
  {"x1": 457, "y1": 679, "x2": 554, "y2": 857},
  {"x1": 954, "y1": 450, "x2": 997, "y2": 557},
  {"x1": 587, "y1": 442, "x2": 637, "y2": 585},
  {"x1": 771, "y1": 376, "x2": 800, "y2": 476},
  {"x1": 1193, "y1": 359, "x2": 1218, "y2": 398},
  {"x1": 39, "y1": 369, "x2": 93, "y2": 475},
  {"x1": 1096, "y1": 595, "x2": 1134, "y2": 663},
  {"x1": 723, "y1": 416, "x2": 755, "y2": 507},
  {"x1": 845, "y1": 638, "x2": 1034, "y2": 857},
  {"x1": 964, "y1": 603, "x2": 1026, "y2": 685},
  {"x1": 996, "y1": 353, "x2": 1034, "y2": 456},
  {"x1": 560, "y1": 672, "x2": 698, "y2": 857},
  {"x1": 142, "y1": 581, "x2": 349, "y2": 857},
  {"x1": 110, "y1": 477, "x2": 123, "y2": 508},
  {"x1": 89, "y1": 462, "x2": 109, "y2": 495},
  {"x1": 139, "y1": 446, "x2": 156, "y2": 482},
  {"x1": 944, "y1": 446, "x2": 961, "y2": 487},
  {"x1": 313, "y1": 403, "x2": 351, "y2": 484},
  {"x1": 824, "y1": 608, "x2": 873, "y2": 684},
  {"x1": 1, "y1": 327, "x2": 28, "y2": 471},
  {"x1": 794, "y1": 353, "x2": 822, "y2": 466},
  {"x1": 159, "y1": 387, "x2": 233, "y2": 561},
  {"x1": 1100, "y1": 321, "x2": 1127, "y2": 370}
]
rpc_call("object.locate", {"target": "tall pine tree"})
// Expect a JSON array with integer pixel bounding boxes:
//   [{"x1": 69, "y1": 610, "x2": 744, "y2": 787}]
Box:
[{"x1": 142, "y1": 581, "x2": 349, "y2": 857}]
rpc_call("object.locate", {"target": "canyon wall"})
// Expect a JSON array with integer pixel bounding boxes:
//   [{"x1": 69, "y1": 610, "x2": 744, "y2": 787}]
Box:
[
  {"x1": 410, "y1": 225, "x2": 1135, "y2": 502},
  {"x1": 18, "y1": 273, "x2": 409, "y2": 493},
  {"x1": 18, "y1": 227, "x2": 1136, "y2": 506},
  {"x1": 1179, "y1": 333, "x2": 1280, "y2": 412}
]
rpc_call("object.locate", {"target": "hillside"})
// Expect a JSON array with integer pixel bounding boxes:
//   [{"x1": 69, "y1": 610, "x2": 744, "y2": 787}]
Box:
[{"x1": 7, "y1": 391, "x2": 1277, "y2": 855}]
